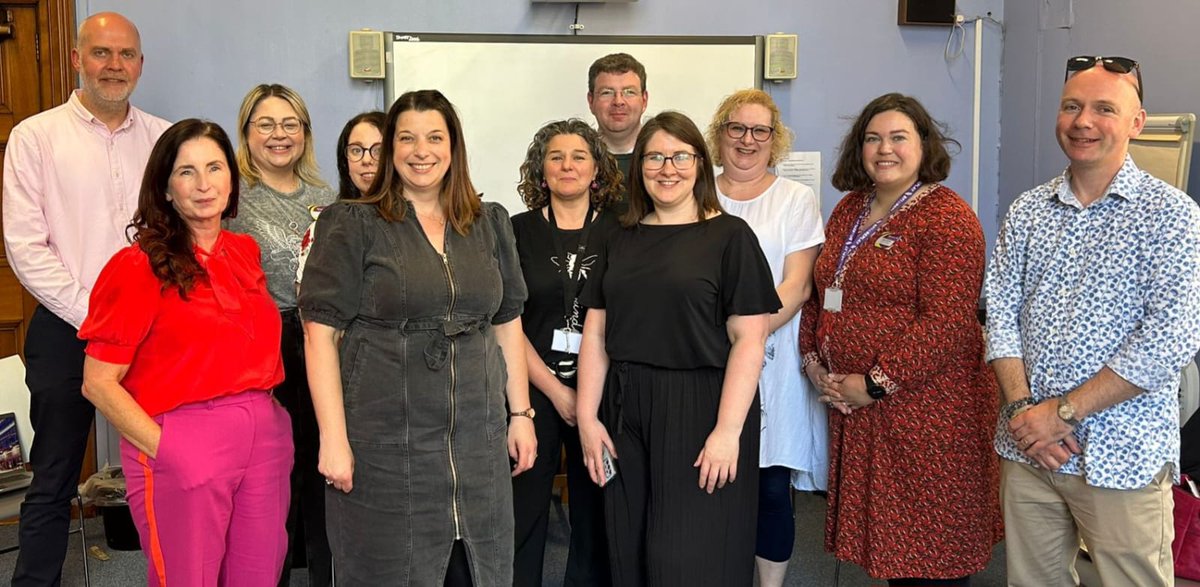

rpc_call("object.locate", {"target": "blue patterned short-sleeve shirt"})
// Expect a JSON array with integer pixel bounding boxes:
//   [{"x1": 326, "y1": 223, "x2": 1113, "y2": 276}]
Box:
[{"x1": 986, "y1": 156, "x2": 1200, "y2": 490}]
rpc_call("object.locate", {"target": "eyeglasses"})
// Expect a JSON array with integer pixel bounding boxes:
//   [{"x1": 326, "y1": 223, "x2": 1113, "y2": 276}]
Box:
[
  {"x1": 594, "y1": 88, "x2": 642, "y2": 101},
  {"x1": 1064, "y1": 56, "x2": 1143, "y2": 102},
  {"x1": 723, "y1": 122, "x2": 774, "y2": 142},
  {"x1": 345, "y1": 143, "x2": 382, "y2": 162},
  {"x1": 250, "y1": 117, "x2": 304, "y2": 136},
  {"x1": 643, "y1": 152, "x2": 699, "y2": 171}
]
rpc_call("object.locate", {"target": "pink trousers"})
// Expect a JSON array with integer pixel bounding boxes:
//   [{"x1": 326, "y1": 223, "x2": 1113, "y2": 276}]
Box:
[{"x1": 120, "y1": 391, "x2": 293, "y2": 587}]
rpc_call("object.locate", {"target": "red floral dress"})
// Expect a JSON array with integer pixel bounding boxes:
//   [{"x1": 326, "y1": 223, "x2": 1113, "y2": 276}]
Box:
[{"x1": 799, "y1": 184, "x2": 1002, "y2": 579}]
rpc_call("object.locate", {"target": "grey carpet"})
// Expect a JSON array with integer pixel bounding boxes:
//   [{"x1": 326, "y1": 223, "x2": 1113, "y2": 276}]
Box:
[{"x1": 0, "y1": 491, "x2": 1007, "y2": 586}]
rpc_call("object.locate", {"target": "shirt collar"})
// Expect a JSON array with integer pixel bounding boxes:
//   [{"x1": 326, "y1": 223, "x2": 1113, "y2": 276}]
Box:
[
  {"x1": 1052, "y1": 155, "x2": 1144, "y2": 206},
  {"x1": 67, "y1": 90, "x2": 136, "y2": 134}
]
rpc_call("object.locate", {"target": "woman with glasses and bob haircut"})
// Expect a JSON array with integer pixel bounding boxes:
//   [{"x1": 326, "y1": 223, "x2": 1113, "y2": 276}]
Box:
[
  {"x1": 299, "y1": 89, "x2": 536, "y2": 586},
  {"x1": 80, "y1": 119, "x2": 293, "y2": 586},
  {"x1": 576, "y1": 111, "x2": 781, "y2": 585},
  {"x1": 800, "y1": 93, "x2": 1001, "y2": 585},
  {"x1": 706, "y1": 89, "x2": 825, "y2": 587},
  {"x1": 227, "y1": 82, "x2": 335, "y2": 586},
  {"x1": 296, "y1": 111, "x2": 386, "y2": 285}
]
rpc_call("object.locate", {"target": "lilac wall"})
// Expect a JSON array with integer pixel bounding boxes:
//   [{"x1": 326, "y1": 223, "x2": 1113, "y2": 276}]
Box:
[
  {"x1": 999, "y1": 0, "x2": 1200, "y2": 216},
  {"x1": 78, "y1": 0, "x2": 1004, "y2": 233}
]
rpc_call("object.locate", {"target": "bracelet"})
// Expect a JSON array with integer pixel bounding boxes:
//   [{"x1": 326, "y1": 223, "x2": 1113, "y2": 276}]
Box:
[{"x1": 1001, "y1": 397, "x2": 1037, "y2": 422}]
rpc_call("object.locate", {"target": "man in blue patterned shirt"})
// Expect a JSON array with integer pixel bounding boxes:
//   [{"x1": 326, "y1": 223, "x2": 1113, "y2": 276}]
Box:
[{"x1": 986, "y1": 57, "x2": 1200, "y2": 586}]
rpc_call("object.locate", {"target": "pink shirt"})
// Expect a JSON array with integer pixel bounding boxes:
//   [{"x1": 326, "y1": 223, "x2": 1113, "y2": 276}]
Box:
[{"x1": 3, "y1": 91, "x2": 171, "y2": 328}]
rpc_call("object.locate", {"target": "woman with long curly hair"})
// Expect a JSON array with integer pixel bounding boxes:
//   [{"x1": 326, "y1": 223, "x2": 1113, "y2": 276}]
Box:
[
  {"x1": 509, "y1": 119, "x2": 623, "y2": 585},
  {"x1": 80, "y1": 119, "x2": 292, "y2": 586}
]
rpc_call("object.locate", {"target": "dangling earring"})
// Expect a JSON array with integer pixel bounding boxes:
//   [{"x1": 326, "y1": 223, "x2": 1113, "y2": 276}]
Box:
[
  {"x1": 540, "y1": 180, "x2": 548, "y2": 189},
  {"x1": 590, "y1": 180, "x2": 599, "y2": 191}
]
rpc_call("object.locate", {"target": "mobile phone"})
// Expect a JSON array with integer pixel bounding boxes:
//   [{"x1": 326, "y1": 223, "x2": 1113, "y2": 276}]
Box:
[{"x1": 600, "y1": 444, "x2": 617, "y2": 485}]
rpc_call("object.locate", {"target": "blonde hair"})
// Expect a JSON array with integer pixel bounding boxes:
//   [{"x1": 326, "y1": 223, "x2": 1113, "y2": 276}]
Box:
[
  {"x1": 705, "y1": 88, "x2": 793, "y2": 168},
  {"x1": 235, "y1": 84, "x2": 328, "y2": 189}
]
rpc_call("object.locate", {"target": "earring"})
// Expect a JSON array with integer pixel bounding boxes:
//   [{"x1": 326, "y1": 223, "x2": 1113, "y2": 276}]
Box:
[
  {"x1": 540, "y1": 180, "x2": 547, "y2": 189},
  {"x1": 590, "y1": 180, "x2": 599, "y2": 191}
]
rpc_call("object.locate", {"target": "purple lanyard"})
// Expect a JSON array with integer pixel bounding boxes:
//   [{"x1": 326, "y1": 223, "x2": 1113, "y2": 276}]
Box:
[{"x1": 832, "y1": 181, "x2": 923, "y2": 286}]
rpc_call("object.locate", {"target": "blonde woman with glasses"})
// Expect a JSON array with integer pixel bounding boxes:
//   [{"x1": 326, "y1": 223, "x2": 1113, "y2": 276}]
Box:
[
  {"x1": 227, "y1": 83, "x2": 335, "y2": 587},
  {"x1": 706, "y1": 89, "x2": 825, "y2": 587}
]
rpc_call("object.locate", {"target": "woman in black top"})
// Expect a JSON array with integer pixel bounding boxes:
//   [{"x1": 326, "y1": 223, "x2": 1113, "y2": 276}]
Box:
[
  {"x1": 577, "y1": 111, "x2": 781, "y2": 586},
  {"x1": 510, "y1": 119, "x2": 623, "y2": 586}
]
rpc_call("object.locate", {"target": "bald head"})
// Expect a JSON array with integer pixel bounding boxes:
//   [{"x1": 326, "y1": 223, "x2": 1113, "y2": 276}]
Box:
[
  {"x1": 72, "y1": 12, "x2": 144, "y2": 117},
  {"x1": 1056, "y1": 65, "x2": 1146, "y2": 176},
  {"x1": 77, "y1": 12, "x2": 140, "y2": 50}
]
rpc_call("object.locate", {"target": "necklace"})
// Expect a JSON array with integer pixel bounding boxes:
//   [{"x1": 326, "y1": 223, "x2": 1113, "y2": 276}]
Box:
[{"x1": 415, "y1": 209, "x2": 446, "y2": 226}]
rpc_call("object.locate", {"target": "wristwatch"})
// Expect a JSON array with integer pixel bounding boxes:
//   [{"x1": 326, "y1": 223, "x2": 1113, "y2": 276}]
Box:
[
  {"x1": 864, "y1": 373, "x2": 887, "y2": 400},
  {"x1": 1056, "y1": 395, "x2": 1080, "y2": 427},
  {"x1": 509, "y1": 408, "x2": 536, "y2": 420}
]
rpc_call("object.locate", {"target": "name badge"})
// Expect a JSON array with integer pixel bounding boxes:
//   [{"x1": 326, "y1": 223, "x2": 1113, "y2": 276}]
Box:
[
  {"x1": 823, "y1": 287, "x2": 843, "y2": 312},
  {"x1": 551, "y1": 328, "x2": 582, "y2": 354},
  {"x1": 875, "y1": 232, "x2": 900, "y2": 250}
]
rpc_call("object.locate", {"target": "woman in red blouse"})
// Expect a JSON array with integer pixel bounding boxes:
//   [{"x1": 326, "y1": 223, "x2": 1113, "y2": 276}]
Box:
[
  {"x1": 799, "y1": 93, "x2": 1001, "y2": 585},
  {"x1": 79, "y1": 119, "x2": 292, "y2": 587}
]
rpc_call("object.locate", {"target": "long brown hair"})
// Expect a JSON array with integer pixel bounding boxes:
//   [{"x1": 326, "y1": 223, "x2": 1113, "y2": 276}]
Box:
[
  {"x1": 131, "y1": 119, "x2": 240, "y2": 297},
  {"x1": 622, "y1": 111, "x2": 722, "y2": 228},
  {"x1": 831, "y1": 92, "x2": 959, "y2": 193},
  {"x1": 359, "y1": 90, "x2": 481, "y2": 234}
]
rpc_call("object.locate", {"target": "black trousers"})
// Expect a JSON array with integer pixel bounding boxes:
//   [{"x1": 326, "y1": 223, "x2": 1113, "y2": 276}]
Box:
[
  {"x1": 511, "y1": 375, "x2": 610, "y2": 587},
  {"x1": 601, "y1": 363, "x2": 759, "y2": 587},
  {"x1": 277, "y1": 309, "x2": 331, "y2": 587},
  {"x1": 12, "y1": 306, "x2": 93, "y2": 587}
]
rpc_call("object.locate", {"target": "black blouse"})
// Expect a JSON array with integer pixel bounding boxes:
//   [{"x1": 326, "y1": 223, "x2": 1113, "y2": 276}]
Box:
[
  {"x1": 580, "y1": 213, "x2": 781, "y2": 370},
  {"x1": 511, "y1": 207, "x2": 620, "y2": 365}
]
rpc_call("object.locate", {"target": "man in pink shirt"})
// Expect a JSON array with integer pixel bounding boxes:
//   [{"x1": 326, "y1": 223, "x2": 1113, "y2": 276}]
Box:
[{"x1": 2, "y1": 12, "x2": 169, "y2": 586}]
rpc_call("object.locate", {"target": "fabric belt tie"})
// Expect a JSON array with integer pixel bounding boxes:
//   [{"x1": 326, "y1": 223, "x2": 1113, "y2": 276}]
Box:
[{"x1": 354, "y1": 316, "x2": 489, "y2": 370}]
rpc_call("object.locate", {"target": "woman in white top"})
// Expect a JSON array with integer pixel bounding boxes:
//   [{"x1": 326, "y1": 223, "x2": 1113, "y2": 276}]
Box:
[{"x1": 707, "y1": 88, "x2": 825, "y2": 587}]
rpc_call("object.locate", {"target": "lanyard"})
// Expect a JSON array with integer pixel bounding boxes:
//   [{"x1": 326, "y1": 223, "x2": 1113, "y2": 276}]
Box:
[
  {"x1": 832, "y1": 181, "x2": 922, "y2": 287},
  {"x1": 547, "y1": 202, "x2": 594, "y2": 328}
]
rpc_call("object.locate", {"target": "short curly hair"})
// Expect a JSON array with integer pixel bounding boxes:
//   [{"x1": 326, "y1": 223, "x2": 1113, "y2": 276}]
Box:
[
  {"x1": 706, "y1": 89, "x2": 794, "y2": 168},
  {"x1": 516, "y1": 119, "x2": 624, "y2": 211},
  {"x1": 831, "y1": 93, "x2": 960, "y2": 194}
]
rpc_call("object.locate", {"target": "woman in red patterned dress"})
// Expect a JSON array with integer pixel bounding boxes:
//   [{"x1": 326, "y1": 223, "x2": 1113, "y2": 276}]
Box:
[{"x1": 799, "y1": 93, "x2": 1001, "y2": 585}]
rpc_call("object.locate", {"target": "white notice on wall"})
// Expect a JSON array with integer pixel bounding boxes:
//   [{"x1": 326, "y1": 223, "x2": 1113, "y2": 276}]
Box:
[{"x1": 776, "y1": 152, "x2": 821, "y2": 202}]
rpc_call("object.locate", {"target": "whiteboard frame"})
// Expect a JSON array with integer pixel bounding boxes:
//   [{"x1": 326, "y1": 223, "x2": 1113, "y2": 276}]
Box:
[{"x1": 385, "y1": 33, "x2": 764, "y2": 214}]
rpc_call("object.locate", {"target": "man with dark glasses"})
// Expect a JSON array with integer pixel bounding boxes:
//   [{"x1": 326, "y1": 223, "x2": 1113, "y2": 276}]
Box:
[{"x1": 986, "y1": 56, "x2": 1200, "y2": 586}]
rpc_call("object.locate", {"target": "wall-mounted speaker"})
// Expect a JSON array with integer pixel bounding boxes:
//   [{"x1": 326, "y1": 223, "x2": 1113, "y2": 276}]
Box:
[
  {"x1": 764, "y1": 33, "x2": 798, "y2": 80},
  {"x1": 898, "y1": 0, "x2": 957, "y2": 26},
  {"x1": 349, "y1": 29, "x2": 386, "y2": 80}
]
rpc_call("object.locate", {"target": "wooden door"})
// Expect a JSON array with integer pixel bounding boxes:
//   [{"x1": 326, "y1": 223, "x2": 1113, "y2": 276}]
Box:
[{"x1": 0, "y1": 0, "x2": 90, "y2": 479}]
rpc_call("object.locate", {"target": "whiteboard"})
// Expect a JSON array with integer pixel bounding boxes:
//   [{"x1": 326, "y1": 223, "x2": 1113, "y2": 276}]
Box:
[{"x1": 386, "y1": 33, "x2": 762, "y2": 214}]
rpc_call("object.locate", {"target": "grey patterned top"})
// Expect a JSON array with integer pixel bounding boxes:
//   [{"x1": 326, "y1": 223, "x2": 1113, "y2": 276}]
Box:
[{"x1": 225, "y1": 179, "x2": 333, "y2": 309}]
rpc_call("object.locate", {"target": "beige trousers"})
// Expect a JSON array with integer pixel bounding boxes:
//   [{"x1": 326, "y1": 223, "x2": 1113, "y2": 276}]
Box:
[{"x1": 1001, "y1": 459, "x2": 1173, "y2": 587}]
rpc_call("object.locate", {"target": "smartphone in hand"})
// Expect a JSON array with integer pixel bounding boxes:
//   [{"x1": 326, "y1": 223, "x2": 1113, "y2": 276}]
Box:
[{"x1": 601, "y1": 444, "x2": 617, "y2": 485}]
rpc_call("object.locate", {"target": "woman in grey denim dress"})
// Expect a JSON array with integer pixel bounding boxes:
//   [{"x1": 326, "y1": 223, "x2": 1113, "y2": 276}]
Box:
[{"x1": 299, "y1": 90, "x2": 537, "y2": 586}]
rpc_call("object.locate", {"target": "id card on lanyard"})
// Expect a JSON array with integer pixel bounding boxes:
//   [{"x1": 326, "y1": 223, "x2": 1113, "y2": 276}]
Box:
[
  {"x1": 824, "y1": 181, "x2": 923, "y2": 312},
  {"x1": 547, "y1": 202, "x2": 594, "y2": 353}
]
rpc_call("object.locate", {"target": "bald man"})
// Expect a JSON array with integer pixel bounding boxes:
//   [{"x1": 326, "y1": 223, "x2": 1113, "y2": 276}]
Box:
[
  {"x1": 2, "y1": 12, "x2": 169, "y2": 585},
  {"x1": 985, "y1": 57, "x2": 1200, "y2": 586}
]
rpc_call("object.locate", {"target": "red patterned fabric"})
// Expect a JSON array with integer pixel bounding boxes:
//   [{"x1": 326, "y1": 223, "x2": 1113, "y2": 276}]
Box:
[{"x1": 799, "y1": 184, "x2": 1002, "y2": 579}]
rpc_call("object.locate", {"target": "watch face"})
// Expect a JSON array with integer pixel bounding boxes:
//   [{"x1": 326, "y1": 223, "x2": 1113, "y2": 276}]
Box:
[{"x1": 1058, "y1": 400, "x2": 1076, "y2": 421}]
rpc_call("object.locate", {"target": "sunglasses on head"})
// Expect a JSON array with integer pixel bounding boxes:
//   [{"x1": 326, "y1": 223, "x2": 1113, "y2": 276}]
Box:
[{"x1": 1064, "y1": 56, "x2": 1143, "y2": 102}]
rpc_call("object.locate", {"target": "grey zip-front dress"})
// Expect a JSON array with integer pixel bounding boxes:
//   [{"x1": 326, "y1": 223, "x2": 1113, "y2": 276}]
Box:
[{"x1": 298, "y1": 200, "x2": 527, "y2": 586}]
